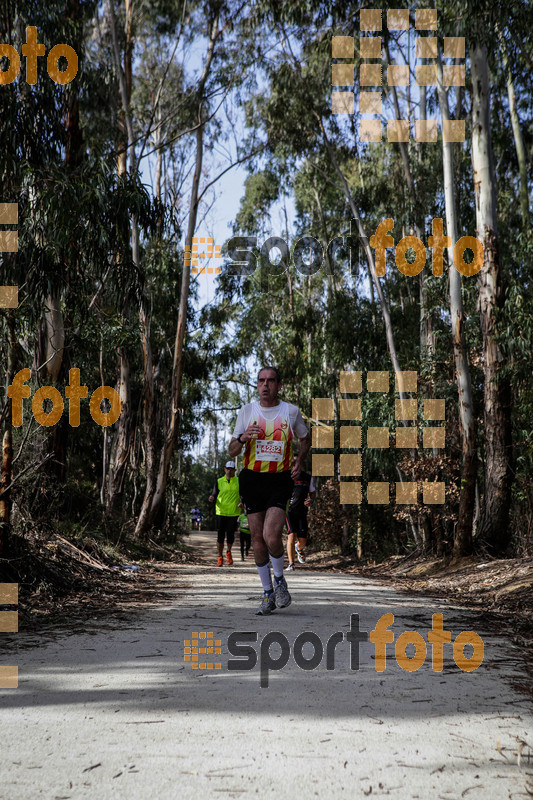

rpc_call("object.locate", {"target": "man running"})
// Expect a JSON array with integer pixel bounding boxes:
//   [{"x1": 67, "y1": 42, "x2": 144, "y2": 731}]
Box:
[
  {"x1": 208, "y1": 461, "x2": 240, "y2": 566},
  {"x1": 190, "y1": 506, "x2": 203, "y2": 531},
  {"x1": 237, "y1": 508, "x2": 252, "y2": 561},
  {"x1": 228, "y1": 366, "x2": 310, "y2": 614},
  {"x1": 286, "y1": 470, "x2": 316, "y2": 571}
]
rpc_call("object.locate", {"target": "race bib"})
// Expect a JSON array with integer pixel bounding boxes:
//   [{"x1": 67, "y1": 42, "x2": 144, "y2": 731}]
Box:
[{"x1": 255, "y1": 439, "x2": 284, "y2": 462}]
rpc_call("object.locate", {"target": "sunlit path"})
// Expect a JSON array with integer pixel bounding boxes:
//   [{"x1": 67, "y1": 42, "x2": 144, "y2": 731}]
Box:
[{"x1": 1, "y1": 547, "x2": 531, "y2": 799}]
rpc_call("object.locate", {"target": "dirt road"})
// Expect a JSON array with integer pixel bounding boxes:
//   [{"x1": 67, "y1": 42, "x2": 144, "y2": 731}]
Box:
[{"x1": 0, "y1": 531, "x2": 531, "y2": 799}]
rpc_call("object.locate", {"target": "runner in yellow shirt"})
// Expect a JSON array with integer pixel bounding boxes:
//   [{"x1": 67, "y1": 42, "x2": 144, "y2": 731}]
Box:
[
  {"x1": 238, "y1": 509, "x2": 252, "y2": 561},
  {"x1": 208, "y1": 461, "x2": 240, "y2": 566}
]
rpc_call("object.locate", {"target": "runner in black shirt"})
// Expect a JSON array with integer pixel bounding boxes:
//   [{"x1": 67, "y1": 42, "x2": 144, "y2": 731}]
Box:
[{"x1": 286, "y1": 470, "x2": 316, "y2": 570}]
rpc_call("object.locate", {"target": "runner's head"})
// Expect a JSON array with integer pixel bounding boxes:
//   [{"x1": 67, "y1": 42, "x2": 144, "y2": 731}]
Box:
[
  {"x1": 257, "y1": 366, "x2": 282, "y2": 406},
  {"x1": 224, "y1": 459, "x2": 236, "y2": 477}
]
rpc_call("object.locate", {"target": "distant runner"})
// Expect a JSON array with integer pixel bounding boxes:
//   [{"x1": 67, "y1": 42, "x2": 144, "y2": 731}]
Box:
[
  {"x1": 238, "y1": 509, "x2": 252, "y2": 561},
  {"x1": 190, "y1": 506, "x2": 203, "y2": 531},
  {"x1": 228, "y1": 366, "x2": 310, "y2": 614},
  {"x1": 286, "y1": 470, "x2": 316, "y2": 571},
  {"x1": 208, "y1": 461, "x2": 240, "y2": 566}
]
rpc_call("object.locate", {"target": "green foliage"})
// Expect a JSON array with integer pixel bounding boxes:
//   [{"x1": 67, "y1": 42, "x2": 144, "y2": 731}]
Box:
[{"x1": 1, "y1": 0, "x2": 532, "y2": 566}]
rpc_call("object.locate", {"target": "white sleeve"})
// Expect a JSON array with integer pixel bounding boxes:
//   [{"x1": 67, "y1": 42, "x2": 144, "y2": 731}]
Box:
[
  {"x1": 290, "y1": 406, "x2": 309, "y2": 439},
  {"x1": 309, "y1": 477, "x2": 316, "y2": 492},
  {"x1": 232, "y1": 405, "x2": 249, "y2": 439}
]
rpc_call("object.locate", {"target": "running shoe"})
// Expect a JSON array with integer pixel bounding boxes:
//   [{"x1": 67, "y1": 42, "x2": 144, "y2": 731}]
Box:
[
  {"x1": 217, "y1": 556, "x2": 223, "y2": 567},
  {"x1": 274, "y1": 576, "x2": 291, "y2": 608},
  {"x1": 226, "y1": 551, "x2": 233, "y2": 565},
  {"x1": 287, "y1": 563, "x2": 295, "y2": 571},
  {"x1": 255, "y1": 591, "x2": 276, "y2": 615},
  {"x1": 296, "y1": 544, "x2": 306, "y2": 564}
]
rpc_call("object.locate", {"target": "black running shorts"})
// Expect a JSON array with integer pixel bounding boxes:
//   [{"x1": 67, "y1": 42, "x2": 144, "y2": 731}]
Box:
[
  {"x1": 238, "y1": 468, "x2": 294, "y2": 515},
  {"x1": 286, "y1": 509, "x2": 309, "y2": 537},
  {"x1": 216, "y1": 515, "x2": 238, "y2": 544}
]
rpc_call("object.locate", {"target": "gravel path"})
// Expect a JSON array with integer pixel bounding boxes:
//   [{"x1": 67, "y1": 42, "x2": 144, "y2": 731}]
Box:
[{"x1": 0, "y1": 531, "x2": 531, "y2": 799}]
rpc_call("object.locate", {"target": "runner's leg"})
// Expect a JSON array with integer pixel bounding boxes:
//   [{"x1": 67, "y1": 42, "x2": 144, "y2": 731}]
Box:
[
  {"x1": 262, "y1": 506, "x2": 291, "y2": 608},
  {"x1": 262, "y1": 506, "x2": 287, "y2": 575},
  {"x1": 248, "y1": 511, "x2": 273, "y2": 590},
  {"x1": 287, "y1": 533, "x2": 295, "y2": 565},
  {"x1": 248, "y1": 511, "x2": 268, "y2": 562},
  {"x1": 216, "y1": 515, "x2": 225, "y2": 559},
  {"x1": 296, "y1": 512, "x2": 308, "y2": 560},
  {"x1": 262, "y1": 506, "x2": 286, "y2": 553},
  {"x1": 226, "y1": 517, "x2": 237, "y2": 564}
]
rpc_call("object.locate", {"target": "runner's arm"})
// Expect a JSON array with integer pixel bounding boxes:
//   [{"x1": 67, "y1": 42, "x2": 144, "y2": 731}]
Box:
[
  {"x1": 228, "y1": 437, "x2": 243, "y2": 458},
  {"x1": 291, "y1": 432, "x2": 311, "y2": 479},
  {"x1": 229, "y1": 406, "x2": 252, "y2": 457},
  {"x1": 228, "y1": 422, "x2": 263, "y2": 457},
  {"x1": 290, "y1": 406, "x2": 311, "y2": 479}
]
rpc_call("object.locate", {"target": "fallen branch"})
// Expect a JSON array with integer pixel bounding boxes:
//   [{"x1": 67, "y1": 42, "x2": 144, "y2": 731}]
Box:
[{"x1": 52, "y1": 533, "x2": 111, "y2": 572}]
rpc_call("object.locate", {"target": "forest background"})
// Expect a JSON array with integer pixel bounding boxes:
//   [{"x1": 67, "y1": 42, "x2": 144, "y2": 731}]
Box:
[{"x1": 1, "y1": 0, "x2": 532, "y2": 594}]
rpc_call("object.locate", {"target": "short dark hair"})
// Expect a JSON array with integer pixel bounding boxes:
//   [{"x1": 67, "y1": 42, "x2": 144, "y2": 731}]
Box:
[{"x1": 258, "y1": 366, "x2": 282, "y2": 384}]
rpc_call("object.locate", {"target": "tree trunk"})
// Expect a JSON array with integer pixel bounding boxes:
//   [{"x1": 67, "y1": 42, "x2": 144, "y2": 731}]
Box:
[
  {"x1": 43, "y1": 293, "x2": 65, "y2": 383},
  {"x1": 341, "y1": 511, "x2": 349, "y2": 554},
  {"x1": 500, "y1": 35, "x2": 530, "y2": 227},
  {"x1": 145, "y1": 120, "x2": 205, "y2": 527},
  {"x1": 106, "y1": 0, "x2": 132, "y2": 515},
  {"x1": 384, "y1": 38, "x2": 433, "y2": 364},
  {"x1": 355, "y1": 513, "x2": 363, "y2": 561},
  {"x1": 213, "y1": 414, "x2": 219, "y2": 476},
  {"x1": 40, "y1": 0, "x2": 83, "y2": 487},
  {"x1": 107, "y1": 348, "x2": 132, "y2": 513},
  {"x1": 132, "y1": 233, "x2": 157, "y2": 535},
  {"x1": 65, "y1": 0, "x2": 83, "y2": 170},
  {"x1": 318, "y1": 118, "x2": 403, "y2": 377},
  {"x1": 108, "y1": 0, "x2": 158, "y2": 534},
  {"x1": 0, "y1": 312, "x2": 16, "y2": 555},
  {"x1": 136, "y1": 11, "x2": 220, "y2": 534},
  {"x1": 436, "y1": 47, "x2": 477, "y2": 557},
  {"x1": 36, "y1": 293, "x2": 69, "y2": 483},
  {"x1": 471, "y1": 43, "x2": 513, "y2": 554},
  {"x1": 417, "y1": 66, "x2": 433, "y2": 361}
]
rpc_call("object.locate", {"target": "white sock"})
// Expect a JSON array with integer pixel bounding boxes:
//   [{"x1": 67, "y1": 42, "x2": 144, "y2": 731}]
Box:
[
  {"x1": 269, "y1": 553, "x2": 284, "y2": 580},
  {"x1": 256, "y1": 562, "x2": 273, "y2": 592}
]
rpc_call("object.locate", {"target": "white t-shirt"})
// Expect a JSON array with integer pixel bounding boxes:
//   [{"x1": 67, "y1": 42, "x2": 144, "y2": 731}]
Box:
[{"x1": 232, "y1": 401, "x2": 308, "y2": 441}]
